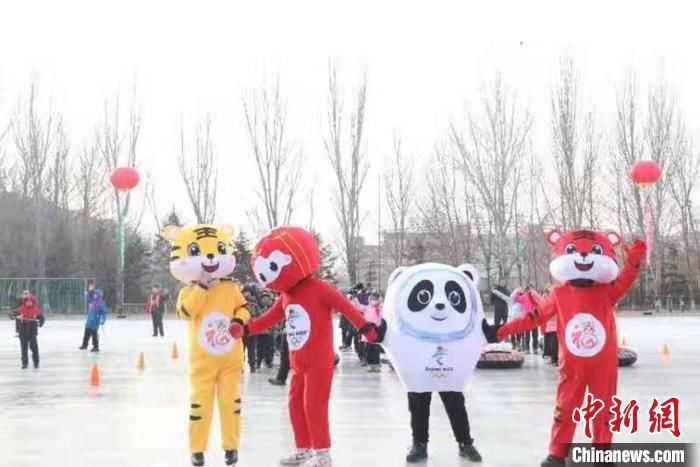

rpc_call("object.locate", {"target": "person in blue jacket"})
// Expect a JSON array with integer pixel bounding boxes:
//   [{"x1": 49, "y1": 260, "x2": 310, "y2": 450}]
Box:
[{"x1": 79, "y1": 288, "x2": 106, "y2": 352}]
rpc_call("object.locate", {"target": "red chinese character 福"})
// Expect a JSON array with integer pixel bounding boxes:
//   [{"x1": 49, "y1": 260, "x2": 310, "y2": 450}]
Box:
[
  {"x1": 649, "y1": 397, "x2": 680, "y2": 438},
  {"x1": 573, "y1": 393, "x2": 605, "y2": 439},
  {"x1": 609, "y1": 396, "x2": 639, "y2": 434}
]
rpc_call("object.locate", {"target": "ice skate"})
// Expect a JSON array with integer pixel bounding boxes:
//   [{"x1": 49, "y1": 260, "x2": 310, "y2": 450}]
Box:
[
  {"x1": 279, "y1": 448, "x2": 313, "y2": 465},
  {"x1": 540, "y1": 455, "x2": 565, "y2": 467},
  {"x1": 191, "y1": 452, "x2": 205, "y2": 466},
  {"x1": 406, "y1": 442, "x2": 428, "y2": 463},
  {"x1": 459, "y1": 442, "x2": 482, "y2": 462},
  {"x1": 301, "y1": 452, "x2": 332, "y2": 467},
  {"x1": 224, "y1": 449, "x2": 238, "y2": 465}
]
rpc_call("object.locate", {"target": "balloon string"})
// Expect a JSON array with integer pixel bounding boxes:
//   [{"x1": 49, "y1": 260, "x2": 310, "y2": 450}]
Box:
[{"x1": 643, "y1": 193, "x2": 653, "y2": 270}]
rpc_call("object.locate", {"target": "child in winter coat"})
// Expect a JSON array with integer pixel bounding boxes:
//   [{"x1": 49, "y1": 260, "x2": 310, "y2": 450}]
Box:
[
  {"x1": 363, "y1": 293, "x2": 383, "y2": 372},
  {"x1": 11, "y1": 294, "x2": 45, "y2": 369},
  {"x1": 513, "y1": 287, "x2": 539, "y2": 354},
  {"x1": 79, "y1": 289, "x2": 107, "y2": 352}
]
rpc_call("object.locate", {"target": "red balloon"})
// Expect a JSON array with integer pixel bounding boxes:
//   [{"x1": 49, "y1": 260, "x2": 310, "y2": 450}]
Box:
[
  {"x1": 110, "y1": 167, "x2": 140, "y2": 192},
  {"x1": 630, "y1": 160, "x2": 661, "y2": 186}
]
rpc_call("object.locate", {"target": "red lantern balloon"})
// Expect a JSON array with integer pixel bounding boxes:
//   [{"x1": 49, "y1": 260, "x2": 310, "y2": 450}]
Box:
[
  {"x1": 110, "y1": 167, "x2": 140, "y2": 192},
  {"x1": 629, "y1": 160, "x2": 662, "y2": 187}
]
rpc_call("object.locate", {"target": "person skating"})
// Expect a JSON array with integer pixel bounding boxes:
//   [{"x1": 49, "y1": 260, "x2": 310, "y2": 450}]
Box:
[
  {"x1": 11, "y1": 293, "x2": 45, "y2": 369},
  {"x1": 490, "y1": 229, "x2": 646, "y2": 467},
  {"x1": 374, "y1": 262, "x2": 493, "y2": 464},
  {"x1": 232, "y1": 226, "x2": 378, "y2": 467},
  {"x1": 269, "y1": 327, "x2": 290, "y2": 386},
  {"x1": 490, "y1": 278, "x2": 510, "y2": 327},
  {"x1": 80, "y1": 289, "x2": 106, "y2": 352},
  {"x1": 146, "y1": 285, "x2": 165, "y2": 337},
  {"x1": 512, "y1": 286, "x2": 538, "y2": 353},
  {"x1": 164, "y1": 223, "x2": 251, "y2": 467},
  {"x1": 363, "y1": 292, "x2": 383, "y2": 373}
]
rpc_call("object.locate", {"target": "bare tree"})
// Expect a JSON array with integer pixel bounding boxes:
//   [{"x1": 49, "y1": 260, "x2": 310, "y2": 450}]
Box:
[
  {"x1": 611, "y1": 75, "x2": 645, "y2": 237},
  {"x1": 13, "y1": 80, "x2": 63, "y2": 277},
  {"x1": 611, "y1": 71, "x2": 681, "y2": 300},
  {"x1": 97, "y1": 91, "x2": 141, "y2": 310},
  {"x1": 668, "y1": 123, "x2": 700, "y2": 300},
  {"x1": 75, "y1": 142, "x2": 107, "y2": 222},
  {"x1": 417, "y1": 145, "x2": 470, "y2": 265},
  {"x1": 178, "y1": 114, "x2": 218, "y2": 224},
  {"x1": 243, "y1": 77, "x2": 303, "y2": 230},
  {"x1": 323, "y1": 64, "x2": 369, "y2": 285},
  {"x1": 384, "y1": 136, "x2": 414, "y2": 267},
  {"x1": 550, "y1": 57, "x2": 599, "y2": 229},
  {"x1": 450, "y1": 73, "x2": 532, "y2": 281},
  {"x1": 47, "y1": 121, "x2": 71, "y2": 210}
]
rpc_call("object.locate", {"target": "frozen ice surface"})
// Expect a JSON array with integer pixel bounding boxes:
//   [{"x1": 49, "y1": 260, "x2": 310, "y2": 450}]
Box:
[{"x1": 0, "y1": 314, "x2": 698, "y2": 467}]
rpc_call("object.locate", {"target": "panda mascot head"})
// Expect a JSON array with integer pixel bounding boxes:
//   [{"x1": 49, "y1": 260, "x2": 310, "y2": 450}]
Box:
[{"x1": 384, "y1": 262, "x2": 483, "y2": 343}]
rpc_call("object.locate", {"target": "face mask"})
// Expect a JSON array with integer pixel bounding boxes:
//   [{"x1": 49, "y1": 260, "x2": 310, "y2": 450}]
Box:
[{"x1": 370, "y1": 300, "x2": 379, "y2": 306}]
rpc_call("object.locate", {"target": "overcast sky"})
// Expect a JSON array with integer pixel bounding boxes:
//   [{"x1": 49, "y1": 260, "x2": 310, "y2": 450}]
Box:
[{"x1": 1, "y1": 0, "x2": 698, "y2": 244}]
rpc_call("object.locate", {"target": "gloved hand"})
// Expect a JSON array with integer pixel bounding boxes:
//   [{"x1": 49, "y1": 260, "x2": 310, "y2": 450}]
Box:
[
  {"x1": 358, "y1": 322, "x2": 379, "y2": 343},
  {"x1": 624, "y1": 238, "x2": 647, "y2": 265},
  {"x1": 38, "y1": 315, "x2": 45, "y2": 327},
  {"x1": 229, "y1": 318, "x2": 246, "y2": 339},
  {"x1": 482, "y1": 319, "x2": 502, "y2": 343}
]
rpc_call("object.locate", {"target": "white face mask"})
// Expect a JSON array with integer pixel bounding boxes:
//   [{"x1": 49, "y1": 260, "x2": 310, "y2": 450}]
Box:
[{"x1": 370, "y1": 299, "x2": 379, "y2": 306}]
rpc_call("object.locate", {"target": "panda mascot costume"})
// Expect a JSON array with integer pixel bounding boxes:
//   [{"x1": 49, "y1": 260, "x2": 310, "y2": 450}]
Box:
[
  {"x1": 493, "y1": 229, "x2": 645, "y2": 467},
  {"x1": 375, "y1": 262, "x2": 496, "y2": 463}
]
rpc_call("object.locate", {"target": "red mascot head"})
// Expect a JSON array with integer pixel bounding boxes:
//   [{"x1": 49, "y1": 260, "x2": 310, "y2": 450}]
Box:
[
  {"x1": 251, "y1": 226, "x2": 320, "y2": 292},
  {"x1": 546, "y1": 229, "x2": 621, "y2": 284}
]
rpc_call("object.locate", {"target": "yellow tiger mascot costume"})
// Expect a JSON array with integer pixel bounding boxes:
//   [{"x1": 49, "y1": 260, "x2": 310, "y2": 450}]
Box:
[{"x1": 162, "y1": 224, "x2": 250, "y2": 467}]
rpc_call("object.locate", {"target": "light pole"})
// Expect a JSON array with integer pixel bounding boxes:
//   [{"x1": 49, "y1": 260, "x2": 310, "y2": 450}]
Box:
[{"x1": 110, "y1": 167, "x2": 140, "y2": 317}]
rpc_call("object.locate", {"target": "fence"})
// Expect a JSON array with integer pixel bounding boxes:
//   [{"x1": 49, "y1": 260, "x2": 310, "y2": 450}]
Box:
[{"x1": 0, "y1": 278, "x2": 92, "y2": 315}]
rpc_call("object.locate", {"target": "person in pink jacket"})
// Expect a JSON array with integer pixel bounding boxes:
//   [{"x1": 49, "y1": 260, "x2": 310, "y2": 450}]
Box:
[
  {"x1": 363, "y1": 292, "x2": 383, "y2": 372},
  {"x1": 512, "y1": 286, "x2": 539, "y2": 354}
]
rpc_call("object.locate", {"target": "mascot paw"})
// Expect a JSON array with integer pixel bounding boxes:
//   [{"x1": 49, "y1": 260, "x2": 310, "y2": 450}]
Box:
[
  {"x1": 229, "y1": 319, "x2": 246, "y2": 339},
  {"x1": 358, "y1": 322, "x2": 379, "y2": 343},
  {"x1": 482, "y1": 319, "x2": 502, "y2": 343},
  {"x1": 624, "y1": 239, "x2": 647, "y2": 262}
]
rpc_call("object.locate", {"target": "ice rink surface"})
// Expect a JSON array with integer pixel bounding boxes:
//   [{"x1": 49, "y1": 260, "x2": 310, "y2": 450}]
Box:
[{"x1": 0, "y1": 314, "x2": 697, "y2": 467}]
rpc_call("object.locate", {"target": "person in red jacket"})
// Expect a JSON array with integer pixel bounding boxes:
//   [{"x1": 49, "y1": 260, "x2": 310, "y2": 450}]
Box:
[
  {"x1": 230, "y1": 226, "x2": 378, "y2": 467},
  {"x1": 11, "y1": 294, "x2": 45, "y2": 369},
  {"x1": 487, "y1": 229, "x2": 645, "y2": 467}
]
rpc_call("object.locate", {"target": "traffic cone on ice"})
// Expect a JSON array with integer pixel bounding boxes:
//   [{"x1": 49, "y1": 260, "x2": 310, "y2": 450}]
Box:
[
  {"x1": 171, "y1": 343, "x2": 179, "y2": 359},
  {"x1": 662, "y1": 343, "x2": 671, "y2": 362},
  {"x1": 90, "y1": 363, "x2": 100, "y2": 387},
  {"x1": 138, "y1": 352, "x2": 146, "y2": 371}
]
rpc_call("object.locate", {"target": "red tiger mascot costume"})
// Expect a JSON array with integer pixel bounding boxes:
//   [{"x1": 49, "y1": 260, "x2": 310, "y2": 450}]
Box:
[
  {"x1": 494, "y1": 229, "x2": 646, "y2": 467},
  {"x1": 229, "y1": 226, "x2": 378, "y2": 467}
]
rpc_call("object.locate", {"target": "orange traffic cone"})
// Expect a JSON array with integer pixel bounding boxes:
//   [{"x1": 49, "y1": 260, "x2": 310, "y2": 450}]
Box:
[
  {"x1": 662, "y1": 343, "x2": 671, "y2": 362},
  {"x1": 138, "y1": 352, "x2": 146, "y2": 371},
  {"x1": 171, "y1": 343, "x2": 179, "y2": 359},
  {"x1": 90, "y1": 363, "x2": 100, "y2": 387}
]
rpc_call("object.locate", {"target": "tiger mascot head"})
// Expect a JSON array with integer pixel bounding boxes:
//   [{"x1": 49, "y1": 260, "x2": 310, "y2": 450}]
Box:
[
  {"x1": 162, "y1": 224, "x2": 237, "y2": 284},
  {"x1": 546, "y1": 229, "x2": 622, "y2": 284}
]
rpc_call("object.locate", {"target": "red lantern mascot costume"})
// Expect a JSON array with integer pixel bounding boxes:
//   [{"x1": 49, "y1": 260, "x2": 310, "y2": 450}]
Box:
[
  {"x1": 229, "y1": 226, "x2": 378, "y2": 467},
  {"x1": 492, "y1": 229, "x2": 646, "y2": 467}
]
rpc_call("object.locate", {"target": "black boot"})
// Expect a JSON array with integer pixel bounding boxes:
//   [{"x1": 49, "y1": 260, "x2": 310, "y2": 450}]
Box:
[
  {"x1": 459, "y1": 442, "x2": 482, "y2": 462},
  {"x1": 268, "y1": 378, "x2": 285, "y2": 386},
  {"x1": 191, "y1": 452, "x2": 205, "y2": 466},
  {"x1": 90, "y1": 347, "x2": 99, "y2": 352},
  {"x1": 406, "y1": 442, "x2": 428, "y2": 463},
  {"x1": 541, "y1": 455, "x2": 566, "y2": 467},
  {"x1": 79, "y1": 345, "x2": 88, "y2": 350},
  {"x1": 224, "y1": 450, "x2": 238, "y2": 465}
]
